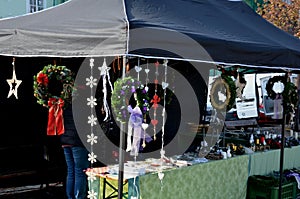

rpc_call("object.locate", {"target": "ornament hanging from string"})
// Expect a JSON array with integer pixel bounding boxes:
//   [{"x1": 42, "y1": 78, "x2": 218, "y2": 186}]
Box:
[
  {"x1": 86, "y1": 58, "x2": 98, "y2": 168},
  {"x1": 86, "y1": 58, "x2": 99, "y2": 198},
  {"x1": 156, "y1": 59, "x2": 168, "y2": 190},
  {"x1": 151, "y1": 60, "x2": 160, "y2": 140},
  {"x1": 140, "y1": 58, "x2": 150, "y2": 148},
  {"x1": 7, "y1": 57, "x2": 22, "y2": 99},
  {"x1": 135, "y1": 58, "x2": 142, "y2": 81},
  {"x1": 235, "y1": 68, "x2": 246, "y2": 100},
  {"x1": 98, "y1": 58, "x2": 113, "y2": 121},
  {"x1": 161, "y1": 59, "x2": 168, "y2": 160}
]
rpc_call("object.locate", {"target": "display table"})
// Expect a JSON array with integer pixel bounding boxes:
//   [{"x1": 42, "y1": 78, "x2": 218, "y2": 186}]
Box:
[
  {"x1": 88, "y1": 155, "x2": 249, "y2": 199},
  {"x1": 249, "y1": 145, "x2": 300, "y2": 176},
  {"x1": 139, "y1": 155, "x2": 249, "y2": 199},
  {"x1": 88, "y1": 146, "x2": 300, "y2": 199},
  {"x1": 87, "y1": 171, "x2": 130, "y2": 199}
]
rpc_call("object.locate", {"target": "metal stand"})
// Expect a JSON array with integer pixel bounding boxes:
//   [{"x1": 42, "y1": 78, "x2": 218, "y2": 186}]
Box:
[{"x1": 118, "y1": 56, "x2": 126, "y2": 199}]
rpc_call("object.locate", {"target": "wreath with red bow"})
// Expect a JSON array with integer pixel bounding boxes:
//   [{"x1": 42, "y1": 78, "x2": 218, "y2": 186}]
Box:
[
  {"x1": 33, "y1": 64, "x2": 75, "y2": 108},
  {"x1": 33, "y1": 64, "x2": 75, "y2": 136}
]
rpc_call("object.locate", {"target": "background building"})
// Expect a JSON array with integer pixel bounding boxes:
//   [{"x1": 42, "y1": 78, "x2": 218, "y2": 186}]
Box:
[{"x1": 0, "y1": 0, "x2": 68, "y2": 19}]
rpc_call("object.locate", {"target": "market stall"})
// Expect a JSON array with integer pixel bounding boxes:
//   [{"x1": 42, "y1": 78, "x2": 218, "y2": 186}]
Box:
[{"x1": 1, "y1": 0, "x2": 300, "y2": 198}]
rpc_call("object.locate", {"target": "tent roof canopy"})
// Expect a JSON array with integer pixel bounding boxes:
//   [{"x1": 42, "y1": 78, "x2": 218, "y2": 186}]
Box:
[{"x1": 0, "y1": 0, "x2": 300, "y2": 72}]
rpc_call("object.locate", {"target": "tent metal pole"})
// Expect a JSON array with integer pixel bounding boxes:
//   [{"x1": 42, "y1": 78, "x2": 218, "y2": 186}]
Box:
[
  {"x1": 278, "y1": 113, "x2": 286, "y2": 199},
  {"x1": 278, "y1": 73, "x2": 288, "y2": 199},
  {"x1": 118, "y1": 56, "x2": 126, "y2": 199},
  {"x1": 118, "y1": 122, "x2": 124, "y2": 199}
]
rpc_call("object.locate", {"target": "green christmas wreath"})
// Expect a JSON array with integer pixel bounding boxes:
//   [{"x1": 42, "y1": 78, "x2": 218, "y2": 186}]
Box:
[
  {"x1": 266, "y1": 75, "x2": 298, "y2": 113},
  {"x1": 210, "y1": 74, "x2": 236, "y2": 111},
  {"x1": 111, "y1": 76, "x2": 150, "y2": 123},
  {"x1": 265, "y1": 76, "x2": 286, "y2": 100},
  {"x1": 33, "y1": 64, "x2": 75, "y2": 108}
]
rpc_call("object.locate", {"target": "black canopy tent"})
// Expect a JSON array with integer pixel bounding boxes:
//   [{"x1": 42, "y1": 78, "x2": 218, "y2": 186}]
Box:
[
  {"x1": 0, "y1": 0, "x2": 300, "y2": 198},
  {"x1": 0, "y1": 0, "x2": 300, "y2": 71}
]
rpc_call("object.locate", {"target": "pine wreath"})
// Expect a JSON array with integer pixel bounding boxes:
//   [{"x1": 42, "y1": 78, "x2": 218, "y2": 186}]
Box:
[
  {"x1": 210, "y1": 74, "x2": 236, "y2": 111},
  {"x1": 33, "y1": 64, "x2": 75, "y2": 108},
  {"x1": 266, "y1": 75, "x2": 298, "y2": 113},
  {"x1": 265, "y1": 75, "x2": 286, "y2": 100},
  {"x1": 111, "y1": 76, "x2": 150, "y2": 123}
]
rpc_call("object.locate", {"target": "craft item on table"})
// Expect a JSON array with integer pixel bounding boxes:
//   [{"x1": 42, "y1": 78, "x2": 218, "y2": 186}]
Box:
[
  {"x1": 198, "y1": 140, "x2": 209, "y2": 157},
  {"x1": 250, "y1": 134, "x2": 254, "y2": 144},
  {"x1": 205, "y1": 152, "x2": 223, "y2": 160},
  {"x1": 7, "y1": 58, "x2": 22, "y2": 99},
  {"x1": 98, "y1": 58, "x2": 113, "y2": 121},
  {"x1": 221, "y1": 151, "x2": 227, "y2": 159},
  {"x1": 226, "y1": 147, "x2": 232, "y2": 158}
]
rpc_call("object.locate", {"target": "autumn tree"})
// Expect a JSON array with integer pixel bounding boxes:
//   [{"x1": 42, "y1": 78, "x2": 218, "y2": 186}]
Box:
[{"x1": 256, "y1": 0, "x2": 300, "y2": 38}]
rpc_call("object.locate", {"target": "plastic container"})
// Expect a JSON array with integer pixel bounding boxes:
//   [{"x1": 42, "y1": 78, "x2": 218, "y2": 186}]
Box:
[{"x1": 247, "y1": 175, "x2": 297, "y2": 199}]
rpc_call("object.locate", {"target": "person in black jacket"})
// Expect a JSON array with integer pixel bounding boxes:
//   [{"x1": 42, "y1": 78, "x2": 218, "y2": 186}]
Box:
[{"x1": 60, "y1": 106, "x2": 90, "y2": 199}]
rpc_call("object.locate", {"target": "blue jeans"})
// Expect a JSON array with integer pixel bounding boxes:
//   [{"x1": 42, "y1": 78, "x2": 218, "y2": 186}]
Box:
[{"x1": 64, "y1": 146, "x2": 89, "y2": 199}]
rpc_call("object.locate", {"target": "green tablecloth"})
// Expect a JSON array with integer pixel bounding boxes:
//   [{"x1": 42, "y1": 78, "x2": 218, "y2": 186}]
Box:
[
  {"x1": 139, "y1": 155, "x2": 249, "y2": 199},
  {"x1": 249, "y1": 145, "x2": 300, "y2": 176},
  {"x1": 89, "y1": 146, "x2": 300, "y2": 199}
]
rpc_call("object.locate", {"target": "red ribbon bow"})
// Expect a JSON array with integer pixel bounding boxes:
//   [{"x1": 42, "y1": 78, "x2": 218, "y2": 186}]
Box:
[{"x1": 47, "y1": 98, "x2": 65, "y2": 136}]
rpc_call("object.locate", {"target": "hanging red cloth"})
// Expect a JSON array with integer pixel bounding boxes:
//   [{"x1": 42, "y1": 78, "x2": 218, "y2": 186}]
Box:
[{"x1": 47, "y1": 98, "x2": 65, "y2": 136}]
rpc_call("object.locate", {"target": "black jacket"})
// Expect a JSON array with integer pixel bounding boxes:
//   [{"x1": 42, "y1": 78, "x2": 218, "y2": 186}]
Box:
[{"x1": 60, "y1": 106, "x2": 85, "y2": 147}]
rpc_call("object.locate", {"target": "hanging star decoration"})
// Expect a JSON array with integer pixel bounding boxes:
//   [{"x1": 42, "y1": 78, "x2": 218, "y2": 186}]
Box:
[
  {"x1": 7, "y1": 59, "x2": 22, "y2": 99},
  {"x1": 98, "y1": 58, "x2": 114, "y2": 121}
]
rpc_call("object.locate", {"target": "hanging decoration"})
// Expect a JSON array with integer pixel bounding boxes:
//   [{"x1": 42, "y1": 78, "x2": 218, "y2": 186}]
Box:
[
  {"x1": 157, "y1": 59, "x2": 169, "y2": 188},
  {"x1": 266, "y1": 75, "x2": 298, "y2": 114},
  {"x1": 126, "y1": 103, "x2": 143, "y2": 156},
  {"x1": 151, "y1": 60, "x2": 160, "y2": 140},
  {"x1": 210, "y1": 74, "x2": 236, "y2": 111},
  {"x1": 235, "y1": 71, "x2": 246, "y2": 100},
  {"x1": 111, "y1": 76, "x2": 141, "y2": 123},
  {"x1": 7, "y1": 58, "x2": 22, "y2": 99},
  {"x1": 98, "y1": 57, "x2": 113, "y2": 121},
  {"x1": 33, "y1": 64, "x2": 74, "y2": 108},
  {"x1": 124, "y1": 59, "x2": 152, "y2": 156},
  {"x1": 86, "y1": 58, "x2": 99, "y2": 199},
  {"x1": 160, "y1": 59, "x2": 168, "y2": 159},
  {"x1": 140, "y1": 58, "x2": 150, "y2": 148},
  {"x1": 135, "y1": 58, "x2": 142, "y2": 81},
  {"x1": 266, "y1": 75, "x2": 286, "y2": 100},
  {"x1": 33, "y1": 64, "x2": 75, "y2": 136}
]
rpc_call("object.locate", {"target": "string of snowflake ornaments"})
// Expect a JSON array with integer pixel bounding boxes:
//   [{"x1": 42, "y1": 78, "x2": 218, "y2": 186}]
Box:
[{"x1": 86, "y1": 57, "x2": 170, "y2": 198}]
